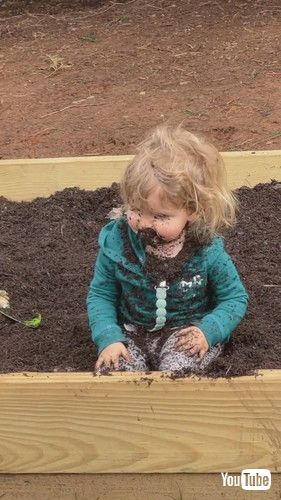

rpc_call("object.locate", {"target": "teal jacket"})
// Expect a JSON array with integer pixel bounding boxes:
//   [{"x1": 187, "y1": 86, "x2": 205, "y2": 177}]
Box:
[{"x1": 87, "y1": 218, "x2": 249, "y2": 354}]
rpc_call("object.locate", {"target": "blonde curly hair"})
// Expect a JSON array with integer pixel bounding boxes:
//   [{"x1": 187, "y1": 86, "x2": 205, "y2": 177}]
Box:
[{"x1": 120, "y1": 123, "x2": 236, "y2": 242}]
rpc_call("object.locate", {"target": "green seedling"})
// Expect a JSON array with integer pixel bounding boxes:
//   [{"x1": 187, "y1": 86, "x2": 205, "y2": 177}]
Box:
[{"x1": 0, "y1": 310, "x2": 42, "y2": 329}]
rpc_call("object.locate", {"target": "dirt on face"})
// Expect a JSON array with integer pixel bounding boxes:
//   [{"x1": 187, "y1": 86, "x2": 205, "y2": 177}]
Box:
[
  {"x1": 0, "y1": 181, "x2": 280, "y2": 377},
  {"x1": 138, "y1": 228, "x2": 167, "y2": 248},
  {"x1": 141, "y1": 230, "x2": 201, "y2": 287}
]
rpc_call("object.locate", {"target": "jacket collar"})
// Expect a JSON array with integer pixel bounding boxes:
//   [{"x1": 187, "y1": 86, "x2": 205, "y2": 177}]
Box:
[{"x1": 98, "y1": 217, "x2": 146, "y2": 274}]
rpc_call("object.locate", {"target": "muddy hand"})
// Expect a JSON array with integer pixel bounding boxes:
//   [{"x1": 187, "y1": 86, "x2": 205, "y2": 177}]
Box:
[
  {"x1": 175, "y1": 326, "x2": 209, "y2": 360},
  {"x1": 95, "y1": 342, "x2": 131, "y2": 371}
]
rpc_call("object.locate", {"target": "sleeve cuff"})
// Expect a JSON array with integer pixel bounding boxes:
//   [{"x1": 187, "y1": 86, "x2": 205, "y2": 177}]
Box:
[
  {"x1": 192, "y1": 315, "x2": 225, "y2": 346},
  {"x1": 93, "y1": 325, "x2": 128, "y2": 354}
]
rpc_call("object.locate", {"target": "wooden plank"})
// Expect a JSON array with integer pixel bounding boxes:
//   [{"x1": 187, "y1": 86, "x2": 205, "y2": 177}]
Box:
[
  {"x1": 1, "y1": 371, "x2": 281, "y2": 473},
  {"x1": 0, "y1": 151, "x2": 280, "y2": 201},
  {"x1": 0, "y1": 472, "x2": 280, "y2": 499},
  {"x1": 0, "y1": 153, "x2": 280, "y2": 476},
  {"x1": 0, "y1": 156, "x2": 131, "y2": 202}
]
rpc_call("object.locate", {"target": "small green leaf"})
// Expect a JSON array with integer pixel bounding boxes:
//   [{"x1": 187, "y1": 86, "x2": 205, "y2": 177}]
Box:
[
  {"x1": 80, "y1": 33, "x2": 96, "y2": 42},
  {"x1": 24, "y1": 314, "x2": 42, "y2": 329}
]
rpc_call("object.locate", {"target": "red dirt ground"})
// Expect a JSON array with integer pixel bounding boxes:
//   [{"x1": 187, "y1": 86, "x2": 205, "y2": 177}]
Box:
[
  {"x1": 0, "y1": 0, "x2": 280, "y2": 160},
  {"x1": 0, "y1": 3, "x2": 280, "y2": 493}
]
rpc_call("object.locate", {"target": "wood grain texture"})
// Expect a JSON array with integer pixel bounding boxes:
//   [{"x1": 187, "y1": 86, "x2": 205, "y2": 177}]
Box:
[
  {"x1": 0, "y1": 151, "x2": 280, "y2": 201},
  {"x1": 1, "y1": 472, "x2": 281, "y2": 499},
  {"x1": 0, "y1": 153, "x2": 280, "y2": 475},
  {"x1": 0, "y1": 371, "x2": 281, "y2": 473}
]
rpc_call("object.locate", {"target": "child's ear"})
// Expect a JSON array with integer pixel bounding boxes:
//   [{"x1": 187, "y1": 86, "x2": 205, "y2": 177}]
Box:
[{"x1": 186, "y1": 209, "x2": 198, "y2": 222}]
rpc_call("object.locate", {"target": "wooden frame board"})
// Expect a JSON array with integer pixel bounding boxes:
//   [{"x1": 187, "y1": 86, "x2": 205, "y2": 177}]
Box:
[
  {"x1": 1, "y1": 371, "x2": 281, "y2": 474},
  {"x1": 0, "y1": 150, "x2": 280, "y2": 201},
  {"x1": 0, "y1": 151, "x2": 280, "y2": 475}
]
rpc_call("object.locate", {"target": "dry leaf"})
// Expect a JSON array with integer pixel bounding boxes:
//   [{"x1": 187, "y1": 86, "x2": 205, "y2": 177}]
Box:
[{"x1": 0, "y1": 290, "x2": 10, "y2": 309}]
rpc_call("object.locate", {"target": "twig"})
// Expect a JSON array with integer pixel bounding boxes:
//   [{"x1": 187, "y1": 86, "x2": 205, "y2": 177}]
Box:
[
  {"x1": 57, "y1": 0, "x2": 139, "y2": 21},
  {"x1": 147, "y1": 3, "x2": 163, "y2": 9},
  {"x1": 112, "y1": 0, "x2": 139, "y2": 4},
  {"x1": 40, "y1": 102, "x2": 96, "y2": 118},
  {"x1": 263, "y1": 284, "x2": 281, "y2": 288},
  {"x1": 199, "y1": 1, "x2": 225, "y2": 11},
  {"x1": 234, "y1": 137, "x2": 257, "y2": 148},
  {"x1": 73, "y1": 6, "x2": 115, "y2": 20},
  {"x1": 28, "y1": 127, "x2": 57, "y2": 140},
  {"x1": 225, "y1": 365, "x2": 232, "y2": 376},
  {"x1": 27, "y1": 13, "x2": 57, "y2": 19},
  {"x1": 260, "y1": 8, "x2": 281, "y2": 12},
  {"x1": 0, "y1": 14, "x2": 27, "y2": 21},
  {"x1": 234, "y1": 128, "x2": 281, "y2": 148},
  {"x1": 0, "y1": 310, "x2": 21, "y2": 324},
  {"x1": 0, "y1": 310, "x2": 42, "y2": 329}
]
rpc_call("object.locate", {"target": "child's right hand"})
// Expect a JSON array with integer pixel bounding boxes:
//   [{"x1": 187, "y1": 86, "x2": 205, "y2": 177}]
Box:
[{"x1": 95, "y1": 342, "x2": 131, "y2": 371}]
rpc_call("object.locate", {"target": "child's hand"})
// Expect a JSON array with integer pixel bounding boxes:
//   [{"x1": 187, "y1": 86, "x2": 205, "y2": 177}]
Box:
[
  {"x1": 175, "y1": 326, "x2": 209, "y2": 360},
  {"x1": 95, "y1": 342, "x2": 131, "y2": 371}
]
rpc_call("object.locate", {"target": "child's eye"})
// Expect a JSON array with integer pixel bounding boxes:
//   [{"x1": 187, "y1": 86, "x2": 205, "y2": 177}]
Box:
[{"x1": 154, "y1": 214, "x2": 169, "y2": 220}]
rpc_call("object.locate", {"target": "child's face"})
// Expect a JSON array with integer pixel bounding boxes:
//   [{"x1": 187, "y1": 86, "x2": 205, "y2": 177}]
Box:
[{"x1": 126, "y1": 188, "x2": 195, "y2": 243}]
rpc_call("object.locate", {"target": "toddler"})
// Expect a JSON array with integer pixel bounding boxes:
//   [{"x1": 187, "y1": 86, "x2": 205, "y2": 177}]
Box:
[{"x1": 87, "y1": 124, "x2": 249, "y2": 373}]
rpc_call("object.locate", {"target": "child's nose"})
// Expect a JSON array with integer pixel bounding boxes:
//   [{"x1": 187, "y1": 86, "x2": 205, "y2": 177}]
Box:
[{"x1": 138, "y1": 214, "x2": 153, "y2": 230}]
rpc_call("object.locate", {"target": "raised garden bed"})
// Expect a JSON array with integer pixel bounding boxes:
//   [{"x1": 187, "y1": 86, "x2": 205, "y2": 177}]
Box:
[{"x1": 0, "y1": 151, "x2": 281, "y2": 475}]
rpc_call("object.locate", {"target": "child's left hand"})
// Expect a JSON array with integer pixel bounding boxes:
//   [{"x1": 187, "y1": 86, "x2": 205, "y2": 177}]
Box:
[{"x1": 175, "y1": 326, "x2": 209, "y2": 359}]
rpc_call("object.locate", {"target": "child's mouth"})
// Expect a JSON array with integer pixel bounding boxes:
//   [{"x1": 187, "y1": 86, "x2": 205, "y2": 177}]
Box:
[{"x1": 138, "y1": 228, "x2": 166, "y2": 247}]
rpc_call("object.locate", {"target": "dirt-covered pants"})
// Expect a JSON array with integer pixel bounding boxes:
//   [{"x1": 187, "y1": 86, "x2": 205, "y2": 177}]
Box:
[{"x1": 114, "y1": 325, "x2": 223, "y2": 373}]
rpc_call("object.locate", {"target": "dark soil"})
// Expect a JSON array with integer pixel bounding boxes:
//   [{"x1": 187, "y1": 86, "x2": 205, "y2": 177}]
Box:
[{"x1": 0, "y1": 181, "x2": 280, "y2": 377}]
